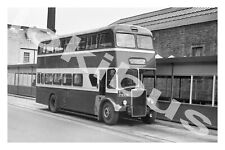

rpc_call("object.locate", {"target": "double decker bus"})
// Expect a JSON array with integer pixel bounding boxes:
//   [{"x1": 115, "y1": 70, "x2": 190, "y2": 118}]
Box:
[{"x1": 36, "y1": 24, "x2": 160, "y2": 125}]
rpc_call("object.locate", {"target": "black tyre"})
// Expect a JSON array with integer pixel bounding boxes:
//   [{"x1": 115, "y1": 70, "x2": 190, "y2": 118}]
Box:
[
  {"x1": 48, "y1": 94, "x2": 59, "y2": 113},
  {"x1": 141, "y1": 110, "x2": 156, "y2": 124},
  {"x1": 102, "y1": 102, "x2": 119, "y2": 125}
]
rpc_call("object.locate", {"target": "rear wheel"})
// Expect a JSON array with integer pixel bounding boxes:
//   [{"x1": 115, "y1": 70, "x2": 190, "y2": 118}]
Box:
[
  {"x1": 141, "y1": 110, "x2": 156, "y2": 124},
  {"x1": 102, "y1": 102, "x2": 119, "y2": 125},
  {"x1": 48, "y1": 94, "x2": 59, "y2": 113}
]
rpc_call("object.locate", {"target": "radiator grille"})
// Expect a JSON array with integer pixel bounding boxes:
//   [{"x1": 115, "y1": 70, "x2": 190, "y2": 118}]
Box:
[{"x1": 131, "y1": 89, "x2": 147, "y2": 117}]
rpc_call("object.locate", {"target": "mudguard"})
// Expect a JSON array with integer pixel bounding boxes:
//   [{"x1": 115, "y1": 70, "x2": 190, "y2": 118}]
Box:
[{"x1": 94, "y1": 95, "x2": 122, "y2": 120}]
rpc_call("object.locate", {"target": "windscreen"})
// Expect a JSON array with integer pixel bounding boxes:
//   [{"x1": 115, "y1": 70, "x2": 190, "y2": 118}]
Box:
[
  {"x1": 116, "y1": 33, "x2": 153, "y2": 50},
  {"x1": 137, "y1": 35, "x2": 153, "y2": 50},
  {"x1": 116, "y1": 33, "x2": 135, "y2": 48}
]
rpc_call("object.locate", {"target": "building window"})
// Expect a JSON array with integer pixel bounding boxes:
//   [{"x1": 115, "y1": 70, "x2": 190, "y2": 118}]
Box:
[
  {"x1": 8, "y1": 73, "x2": 15, "y2": 85},
  {"x1": 31, "y1": 74, "x2": 36, "y2": 86},
  {"x1": 23, "y1": 52, "x2": 30, "y2": 63},
  {"x1": 143, "y1": 77, "x2": 155, "y2": 96},
  {"x1": 173, "y1": 76, "x2": 191, "y2": 103},
  {"x1": 191, "y1": 45, "x2": 204, "y2": 57},
  {"x1": 192, "y1": 76, "x2": 213, "y2": 105},
  {"x1": 156, "y1": 76, "x2": 172, "y2": 101}
]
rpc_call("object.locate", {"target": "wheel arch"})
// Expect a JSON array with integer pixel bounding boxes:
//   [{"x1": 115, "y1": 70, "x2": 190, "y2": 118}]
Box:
[{"x1": 98, "y1": 98, "x2": 121, "y2": 121}]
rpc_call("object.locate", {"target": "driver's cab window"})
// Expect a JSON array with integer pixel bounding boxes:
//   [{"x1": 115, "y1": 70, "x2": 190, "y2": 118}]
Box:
[{"x1": 118, "y1": 69, "x2": 138, "y2": 89}]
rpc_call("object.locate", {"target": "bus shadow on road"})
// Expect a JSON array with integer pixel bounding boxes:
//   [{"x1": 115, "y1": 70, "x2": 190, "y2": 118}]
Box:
[{"x1": 40, "y1": 108, "x2": 145, "y2": 126}]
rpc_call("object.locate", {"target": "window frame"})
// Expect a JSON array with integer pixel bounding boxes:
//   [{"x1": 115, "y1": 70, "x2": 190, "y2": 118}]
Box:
[
  {"x1": 45, "y1": 73, "x2": 53, "y2": 85},
  {"x1": 107, "y1": 69, "x2": 117, "y2": 89},
  {"x1": 115, "y1": 32, "x2": 136, "y2": 49},
  {"x1": 98, "y1": 29, "x2": 114, "y2": 49},
  {"x1": 53, "y1": 73, "x2": 62, "y2": 85},
  {"x1": 23, "y1": 52, "x2": 30, "y2": 63},
  {"x1": 136, "y1": 34, "x2": 154, "y2": 50},
  {"x1": 37, "y1": 73, "x2": 41, "y2": 84},
  {"x1": 89, "y1": 74, "x2": 98, "y2": 87},
  {"x1": 191, "y1": 45, "x2": 205, "y2": 57},
  {"x1": 41, "y1": 73, "x2": 45, "y2": 84},
  {"x1": 73, "y1": 73, "x2": 83, "y2": 86},
  {"x1": 62, "y1": 73, "x2": 72, "y2": 86}
]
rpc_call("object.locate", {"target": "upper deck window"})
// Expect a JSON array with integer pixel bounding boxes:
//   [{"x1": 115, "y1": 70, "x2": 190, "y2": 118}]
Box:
[
  {"x1": 137, "y1": 35, "x2": 153, "y2": 50},
  {"x1": 99, "y1": 31, "x2": 114, "y2": 48},
  {"x1": 116, "y1": 33, "x2": 135, "y2": 48},
  {"x1": 86, "y1": 34, "x2": 98, "y2": 50},
  {"x1": 78, "y1": 36, "x2": 87, "y2": 50}
]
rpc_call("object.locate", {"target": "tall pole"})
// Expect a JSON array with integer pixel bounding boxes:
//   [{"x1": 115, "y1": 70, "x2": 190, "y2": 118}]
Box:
[{"x1": 47, "y1": 7, "x2": 56, "y2": 33}]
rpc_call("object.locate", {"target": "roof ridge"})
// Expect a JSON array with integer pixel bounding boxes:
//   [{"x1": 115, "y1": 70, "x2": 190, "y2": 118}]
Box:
[
  {"x1": 132, "y1": 7, "x2": 217, "y2": 27},
  {"x1": 115, "y1": 7, "x2": 190, "y2": 24}
]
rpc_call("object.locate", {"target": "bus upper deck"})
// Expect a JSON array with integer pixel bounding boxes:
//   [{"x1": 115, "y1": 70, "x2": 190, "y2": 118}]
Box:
[{"x1": 37, "y1": 24, "x2": 155, "y2": 69}]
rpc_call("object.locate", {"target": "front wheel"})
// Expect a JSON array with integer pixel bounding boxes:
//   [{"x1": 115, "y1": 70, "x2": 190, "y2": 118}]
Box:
[
  {"x1": 48, "y1": 94, "x2": 59, "y2": 113},
  {"x1": 102, "y1": 102, "x2": 119, "y2": 125},
  {"x1": 141, "y1": 110, "x2": 156, "y2": 124}
]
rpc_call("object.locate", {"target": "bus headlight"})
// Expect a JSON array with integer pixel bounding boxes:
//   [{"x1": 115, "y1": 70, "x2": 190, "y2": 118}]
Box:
[{"x1": 122, "y1": 100, "x2": 127, "y2": 106}]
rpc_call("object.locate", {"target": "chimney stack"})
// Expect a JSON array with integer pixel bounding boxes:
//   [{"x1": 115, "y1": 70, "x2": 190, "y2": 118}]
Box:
[{"x1": 47, "y1": 7, "x2": 56, "y2": 33}]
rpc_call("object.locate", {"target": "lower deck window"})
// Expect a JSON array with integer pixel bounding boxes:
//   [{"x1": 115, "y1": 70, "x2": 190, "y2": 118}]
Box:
[
  {"x1": 53, "y1": 74, "x2": 62, "y2": 85},
  {"x1": 45, "y1": 74, "x2": 53, "y2": 84},
  {"x1": 41, "y1": 73, "x2": 45, "y2": 84},
  {"x1": 62, "y1": 74, "x2": 72, "y2": 86},
  {"x1": 37, "y1": 73, "x2": 41, "y2": 84},
  {"x1": 73, "y1": 74, "x2": 83, "y2": 86},
  {"x1": 89, "y1": 74, "x2": 97, "y2": 87},
  {"x1": 107, "y1": 69, "x2": 116, "y2": 89}
]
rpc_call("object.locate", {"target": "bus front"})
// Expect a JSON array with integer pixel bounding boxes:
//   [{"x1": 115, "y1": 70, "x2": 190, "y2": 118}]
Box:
[{"x1": 99, "y1": 25, "x2": 160, "y2": 124}]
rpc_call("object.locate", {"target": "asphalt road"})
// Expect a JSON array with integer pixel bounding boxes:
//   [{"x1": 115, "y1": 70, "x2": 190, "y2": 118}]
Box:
[{"x1": 8, "y1": 95, "x2": 217, "y2": 142}]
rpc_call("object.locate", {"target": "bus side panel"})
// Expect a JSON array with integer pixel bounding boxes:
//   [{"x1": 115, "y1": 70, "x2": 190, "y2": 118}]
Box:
[
  {"x1": 36, "y1": 86, "x2": 67, "y2": 107},
  {"x1": 64, "y1": 90, "x2": 98, "y2": 115},
  {"x1": 36, "y1": 87, "x2": 99, "y2": 115}
]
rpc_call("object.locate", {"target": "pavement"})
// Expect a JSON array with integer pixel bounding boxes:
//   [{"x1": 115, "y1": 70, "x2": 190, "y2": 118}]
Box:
[{"x1": 8, "y1": 94, "x2": 218, "y2": 142}]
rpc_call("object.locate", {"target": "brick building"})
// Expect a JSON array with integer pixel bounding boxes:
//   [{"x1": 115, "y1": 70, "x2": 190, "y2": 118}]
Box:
[{"x1": 112, "y1": 7, "x2": 217, "y2": 58}]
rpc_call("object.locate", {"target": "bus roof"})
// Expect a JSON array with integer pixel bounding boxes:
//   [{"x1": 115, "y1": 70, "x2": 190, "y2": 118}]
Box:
[{"x1": 41, "y1": 24, "x2": 152, "y2": 43}]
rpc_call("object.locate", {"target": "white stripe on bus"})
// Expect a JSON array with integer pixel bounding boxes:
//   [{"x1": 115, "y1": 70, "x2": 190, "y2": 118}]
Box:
[
  {"x1": 36, "y1": 84, "x2": 118, "y2": 93},
  {"x1": 36, "y1": 67, "x2": 156, "y2": 74},
  {"x1": 37, "y1": 68, "x2": 99, "y2": 73},
  {"x1": 37, "y1": 48, "x2": 155, "y2": 57}
]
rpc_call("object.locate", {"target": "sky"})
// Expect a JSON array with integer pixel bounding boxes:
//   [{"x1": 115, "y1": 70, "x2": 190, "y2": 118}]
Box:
[{"x1": 8, "y1": 8, "x2": 163, "y2": 35}]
